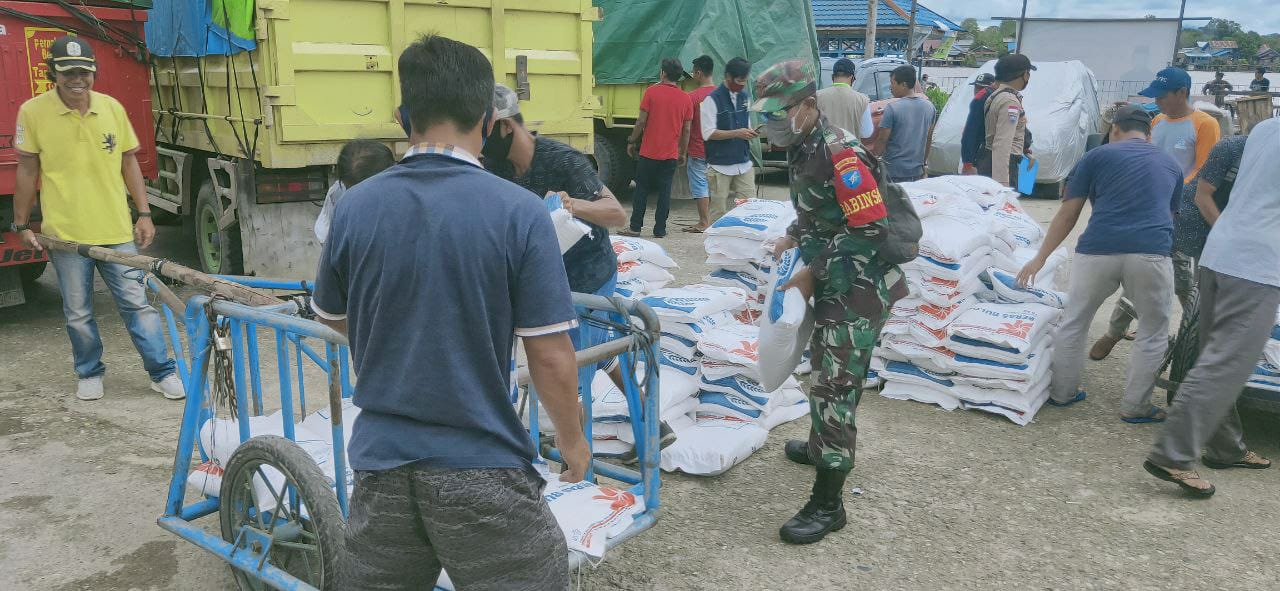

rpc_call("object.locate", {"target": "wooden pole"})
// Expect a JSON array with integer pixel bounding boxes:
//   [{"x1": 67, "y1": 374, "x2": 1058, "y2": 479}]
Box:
[
  {"x1": 1015, "y1": 0, "x2": 1028, "y2": 53},
  {"x1": 1173, "y1": 0, "x2": 1188, "y2": 65},
  {"x1": 905, "y1": 0, "x2": 920, "y2": 62},
  {"x1": 864, "y1": 0, "x2": 878, "y2": 59},
  {"x1": 35, "y1": 235, "x2": 282, "y2": 308}
]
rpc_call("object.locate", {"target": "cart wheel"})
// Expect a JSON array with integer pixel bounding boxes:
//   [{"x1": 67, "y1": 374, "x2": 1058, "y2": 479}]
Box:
[{"x1": 219, "y1": 435, "x2": 345, "y2": 591}]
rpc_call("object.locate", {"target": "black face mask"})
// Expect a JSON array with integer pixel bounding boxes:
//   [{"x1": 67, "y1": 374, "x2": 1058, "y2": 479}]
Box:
[{"x1": 482, "y1": 123, "x2": 514, "y2": 161}]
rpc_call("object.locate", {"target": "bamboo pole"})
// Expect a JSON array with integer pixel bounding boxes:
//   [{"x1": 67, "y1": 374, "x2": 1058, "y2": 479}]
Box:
[{"x1": 35, "y1": 235, "x2": 282, "y2": 308}]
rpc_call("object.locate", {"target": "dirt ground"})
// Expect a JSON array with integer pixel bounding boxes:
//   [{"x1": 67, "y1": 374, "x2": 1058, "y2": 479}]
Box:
[{"x1": 3, "y1": 172, "x2": 1279, "y2": 590}]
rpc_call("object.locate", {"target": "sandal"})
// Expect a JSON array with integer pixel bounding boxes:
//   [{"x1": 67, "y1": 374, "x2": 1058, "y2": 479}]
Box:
[
  {"x1": 1203, "y1": 450, "x2": 1272, "y2": 470},
  {"x1": 1047, "y1": 390, "x2": 1087, "y2": 407},
  {"x1": 616, "y1": 229, "x2": 642, "y2": 237},
  {"x1": 682, "y1": 225, "x2": 707, "y2": 233},
  {"x1": 1121, "y1": 406, "x2": 1167, "y2": 424},
  {"x1": 1143, "y1": 460, "x2": 1216, "y2": 498}
]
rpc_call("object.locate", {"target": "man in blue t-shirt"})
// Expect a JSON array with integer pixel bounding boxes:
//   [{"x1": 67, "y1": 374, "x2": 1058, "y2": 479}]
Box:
[
  {"x1": 312, "y1": 35, "x2": 590, "y2": 589},
  {"x1": 1017, "y1": 106, "x2": 1183, "y2": 423}
]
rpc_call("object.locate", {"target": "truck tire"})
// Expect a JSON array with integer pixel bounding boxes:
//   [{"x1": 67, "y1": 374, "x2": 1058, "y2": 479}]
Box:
[
  {"x1": 18, "y1": 262, "x2": 47, "y2": 288},
  {"x1": 193, "y1": 180, "x2": 244, "y2": 275},
  {"x1": 592, "y1": 132, "x2": 633, "y2": 195}
]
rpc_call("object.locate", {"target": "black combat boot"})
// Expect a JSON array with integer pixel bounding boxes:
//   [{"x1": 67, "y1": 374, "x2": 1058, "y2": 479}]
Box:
[
  {"x1": 779, "y1": 468, "x2": 848, "y2": 544},
  {"x1": 784, "y1": 439, "x2": 814, "y2": 465}
]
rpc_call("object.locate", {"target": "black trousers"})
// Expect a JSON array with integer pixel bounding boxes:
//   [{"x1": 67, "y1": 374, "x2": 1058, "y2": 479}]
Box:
[
  {"x1": 976, "y1": 149, "x2": 1020, "y2": 190},
  {"x1": 629, "y1": 157, "x2": 678, "y2": 235}
]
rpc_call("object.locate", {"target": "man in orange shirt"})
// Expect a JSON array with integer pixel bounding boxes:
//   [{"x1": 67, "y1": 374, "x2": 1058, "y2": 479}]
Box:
[{"x1": 1091, "y1": 67, "x2": 1220, "y2": 361}]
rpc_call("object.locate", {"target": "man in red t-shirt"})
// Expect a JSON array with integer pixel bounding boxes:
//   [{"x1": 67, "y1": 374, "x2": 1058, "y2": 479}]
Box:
[
  {"x1": 684, "y1": 55, "x2": 717, "y2": 232},
  {"x1": 620, "y1": 58, "x2": 693, "y2": 238}
]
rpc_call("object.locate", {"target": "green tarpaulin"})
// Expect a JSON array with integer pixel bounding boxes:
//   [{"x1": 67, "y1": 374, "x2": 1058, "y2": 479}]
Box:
[{"x1": 593, "y1": 0, "x2": 820, "y2": 85}]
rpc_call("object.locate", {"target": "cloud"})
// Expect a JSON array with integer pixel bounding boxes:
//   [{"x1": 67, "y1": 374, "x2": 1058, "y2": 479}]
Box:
[{"x1": 924, "y1": 0, "x2": 1280, "y2": 34}]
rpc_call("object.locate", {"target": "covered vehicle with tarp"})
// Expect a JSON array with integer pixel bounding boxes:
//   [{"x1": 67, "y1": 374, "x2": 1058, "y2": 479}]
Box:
[
  {"x1": 145, "y1": 0, "x2": 254, "y2": 56},
  {"x1": 591, "y1": 0, "x2": 820, "y2": 192},
  {"x1": 928, "y1": 60, "x2": 1102, "y2": 189}
]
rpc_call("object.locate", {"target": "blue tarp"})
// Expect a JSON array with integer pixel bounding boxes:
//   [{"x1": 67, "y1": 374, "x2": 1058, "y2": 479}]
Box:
[{"x1": 145, "y1": 0, "x2": 256, "y2": 57}]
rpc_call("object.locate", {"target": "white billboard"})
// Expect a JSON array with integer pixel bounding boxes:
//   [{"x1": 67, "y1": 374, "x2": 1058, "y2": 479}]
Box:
[{"x1": 1015, "y1": 19, "x2": 1182, "y2": 82}]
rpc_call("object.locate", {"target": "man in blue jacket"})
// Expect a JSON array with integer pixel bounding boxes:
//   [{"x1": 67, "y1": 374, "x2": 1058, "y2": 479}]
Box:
[
  {"x1": 960, "y1": 74, "x2": 995, "y2": 174},
  {"x1": 700, "y1": 57, "x2": 758, "y2": 220}
]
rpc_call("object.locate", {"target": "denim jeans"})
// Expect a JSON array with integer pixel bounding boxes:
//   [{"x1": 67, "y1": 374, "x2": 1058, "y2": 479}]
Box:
[{"x1": 49, "y1": 242, "x2": 175, "y2": 381}]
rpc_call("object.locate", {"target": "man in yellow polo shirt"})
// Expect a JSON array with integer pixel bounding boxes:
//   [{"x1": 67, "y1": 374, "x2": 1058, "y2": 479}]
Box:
[{"x1": 12, "y1": 36, "x2": 183, "y2": 402}]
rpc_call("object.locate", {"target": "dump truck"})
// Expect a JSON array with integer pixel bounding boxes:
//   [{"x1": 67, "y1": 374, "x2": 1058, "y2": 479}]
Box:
[
  {"x1": 0, "y1": 0, "x2": 157, "y2": 308},
  {"x1": 144, "y1": 0, "x2": 599, "y2": 277},
  {"x1": 589, "y1": 0, "x2": 820, "y2": 193}
]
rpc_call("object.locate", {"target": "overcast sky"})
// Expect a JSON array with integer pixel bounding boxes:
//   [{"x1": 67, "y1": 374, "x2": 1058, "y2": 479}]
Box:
[{"x1": 925, "y1": 0, "x2": 1280, "y2": 35}]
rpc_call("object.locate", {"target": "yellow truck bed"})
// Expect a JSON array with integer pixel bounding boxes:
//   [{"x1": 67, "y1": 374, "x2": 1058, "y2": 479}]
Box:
[{"x1": 153, "y1": 0, "x2": 598, "y2": 169}]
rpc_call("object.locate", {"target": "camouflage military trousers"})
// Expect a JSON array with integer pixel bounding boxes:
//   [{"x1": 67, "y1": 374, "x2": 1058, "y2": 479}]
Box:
[{"x1": 804, "y1": 303, "x2": 890, "y2": 473}]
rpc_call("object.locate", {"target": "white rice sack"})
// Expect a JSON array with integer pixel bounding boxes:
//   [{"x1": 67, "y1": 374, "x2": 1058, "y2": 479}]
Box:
[
  {"x1": 918, "y1": 215, "x2": 994, "y2": 264},
  {"x1": 660, "y1": 334, "x2": 699, "y2": 358},
  {"x1": 703, "y1": 268, "x2": 766, "y2": 294},
  {"x1": 706, "y1": 198, "x2": 796, "y2": 240},
  {"x1": 992, "y1": 247, "x2": 1068, "y2": 287},
  {"x1": 950, "y1": 352, "x2": 1051, "y2": 391},
  {"x1": 698, "y1": 323, "x2": 760, "y2": 367},
  {"x1": 908, "y1": 272, "x2": 984, "y2": 308},
  {"x1": 591, "y1": 371, "x2": 630, "y2": 421},
  {"x1": 760, "y1": 399, "x2": 809, "y2": 431},
  {"x1": 879, "y1": 379, "x2": 962, "y2": 411},
  {"x1": 705, "y1": 235, "x2": 768, "y2": 261},
  {"x1": 949, "y1": 302, "x2": 1061, "y2": 353},
  {"x1": 612, "y1": 236, "x2": 677, "y2": 268},
  {"x1": 696, "y1": 391, "x2": 768, "y2": 421},
  {"x1": 758, "y1": 248, "x2": 816, "y2": 391},
  {"x1": 660, "y1": 366, "x2": 701, "y2": 408},
  {"x1": 960, "y1": 388, "x2": 1051, "y2": 426},
  {"x1": 199, "y1": 412, "x2": 286, "y2": 467},
  {"x1": 980, "y1": 268, "x2": 1067, "y2": 309},
  {"x1": 987, "y1": 199, "x2": 1044, "y2": 250},
  {"x1": 540, "y1": 468, "x2": 643, "y2": 558},
  {"x1": 593, "y1": 439, "x2": 634, "y2": 458},
  {"x1": 643, "y1": 287, "x2": 745, "y2": 322},
  {"x1": 658, "y1": 347, "x2": 700, "y2": 378},
  {"x1": 939, "y1": 175, "x2": 1009, "y2": 210},
  {"x1": 912, "y1": 298, "x2": 974, "y2": 332},
  {"x1": 661, "y1": 416, "x2": 768, "y2": 476},
  {"x1": 948, "y1": 344, "x2": 1050, "y2": 381},
  {"x1": 592, "y1": 420, "x2": 634, "y2": 444},
  {"x1": 685, "y1": 283, "x2": 755, "y2": 310},
  {"x1": 617, "y1": 261, "x2": 675, "y2": 285},
  {"x1": 880, "y1": 360, "x2": 958, "y2": 390},
  {"x1": 901, "y1": 247, "x2": 993, "y2": 283},
  {"x1": 614, "y1": 277, "x2": 654, "y2": 299},
  {"x1": 1248, "y1": 362, "x2": 1280, "y2": 390},
  {"x1": 549, "y1": 208, "x2": 591, "y2": 254},
  {"x1": 662, "y1": 395, "x2": 699, "y2": 423},
  {"x1": 1266, "y1": 338, "x2": 1280, "y2": 369},
  {"x1": 701, "y1": 358, "x2": 761, "y2": 382},
  {"x1": 900, "y1": 181, "x2": 986, "y2": 219},
  {"x1": 662, "y1": 310, "x2": 736, "y2": 342},
  {"x1": 878, "y1": 336, "x2": 957, "y2": 374}
]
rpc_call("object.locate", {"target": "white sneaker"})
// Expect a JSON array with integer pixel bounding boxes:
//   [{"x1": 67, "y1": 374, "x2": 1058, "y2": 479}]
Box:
[
  {"x1": 151, "y1": 374, "x2": 186, "y2": 400},
  {"x1": 77, "y1": 376, "x2": 105, "y2": 401}
]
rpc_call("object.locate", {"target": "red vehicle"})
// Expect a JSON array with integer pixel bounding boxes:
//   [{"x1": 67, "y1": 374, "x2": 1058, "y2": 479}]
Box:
[{"x1": 0, "y1": 0, "x2": 155, "y2": 306}]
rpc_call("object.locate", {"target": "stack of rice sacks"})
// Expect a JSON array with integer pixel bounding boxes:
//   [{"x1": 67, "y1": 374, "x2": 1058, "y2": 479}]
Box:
[
  {"x1": 611, "y1": 236, "x2": 678, "y2": 298},
  {"x1": 872, "y1": 175, "x2": 1069, "y2": 425},
  {"x1": 1247, "y1": 306, "x2": 1280, "y2": 393},
  {"x1": 701, "y1": 199, "x2": 798, "y2": 318}
]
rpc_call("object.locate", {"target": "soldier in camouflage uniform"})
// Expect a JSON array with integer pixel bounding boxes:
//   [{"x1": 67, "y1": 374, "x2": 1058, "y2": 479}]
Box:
[{"x1": 751, "y1": 60, "x2": 909, "y2": 544}]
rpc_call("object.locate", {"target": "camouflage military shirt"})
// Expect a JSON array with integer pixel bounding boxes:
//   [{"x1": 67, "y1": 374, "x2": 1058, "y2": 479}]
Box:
[{"x1": 785, "y1": 117, "x2": 908, "y2": 321}]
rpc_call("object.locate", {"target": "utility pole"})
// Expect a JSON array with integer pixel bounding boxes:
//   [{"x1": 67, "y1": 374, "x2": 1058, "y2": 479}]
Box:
[
  {"x1": 1172, "y1": 0, "x2": 1188, "y2": 65},
  {"x1": 1015, "y1": 0, "x2": 1028, "y2": 53},
  {"x1": 864, "y1": 0, "x2": 877, "y2": 59},
  {"x1": 905, "y1": 0, "x2": 920, "y2": 62}
]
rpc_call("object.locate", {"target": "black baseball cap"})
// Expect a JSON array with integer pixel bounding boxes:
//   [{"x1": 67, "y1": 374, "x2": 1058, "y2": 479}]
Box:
[
  {"x1": 1113, "y1": 105, "x2": 1153, "y2": 127},
  {"x1": 970, "y1": 73, "x2": 996, "y2": 87},
  {"x1": 832, "y1": 58, "x2": 857, "y2": 76},
  {"x1": 49, "y1": 36, "x2": 97, "y2": 72},
  {"x1": 994, "y1": 53, "x2": 1035, "y2": 81}
]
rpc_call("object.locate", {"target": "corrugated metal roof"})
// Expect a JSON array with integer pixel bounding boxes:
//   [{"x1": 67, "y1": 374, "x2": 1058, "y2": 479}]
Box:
[
  {"x1": 812, "y1": 0, "x2": 963, "y2": 31},
  {"x1": 1207, "y1": 40, "x2": 1238, "y2": 50}
]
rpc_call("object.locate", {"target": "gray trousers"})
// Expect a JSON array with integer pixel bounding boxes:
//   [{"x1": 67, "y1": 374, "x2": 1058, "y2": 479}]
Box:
[
  {"x1": 1106, "y1": 251, "x2": 1197, "y2": 339},
  {"x1": 340, "y1": 465, "x2": 569, "y2": 591},
  {"x1": 1051, "y1": 253, "x2": 1173, "y2": 415},
  {"x1": 1149, "y1": 268, "x2": 1280, "y2": 470}
]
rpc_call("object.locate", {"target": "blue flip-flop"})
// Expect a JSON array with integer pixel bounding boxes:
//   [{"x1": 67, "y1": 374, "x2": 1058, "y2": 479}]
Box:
[
  {"x1": 1121, "y1": 406, "x2": 1167, "y2": 424},
  {"x1": 1047, "y1": 390, "x2": 1087, "y2": 407}
]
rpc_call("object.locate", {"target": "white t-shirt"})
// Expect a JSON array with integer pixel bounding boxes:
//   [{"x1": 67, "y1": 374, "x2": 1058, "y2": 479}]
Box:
[
  {"x1": 313, "y1": 181, "x2": 347, "y2": 244},
  {"x1": 1199, "y1": 117, "x2": 1280, "y2": 287}
]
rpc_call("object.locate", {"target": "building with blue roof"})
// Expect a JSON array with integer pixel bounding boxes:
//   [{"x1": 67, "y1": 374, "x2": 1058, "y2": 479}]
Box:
[{"x1": 812, "y1": 0, "x2": 964, "y2": 58}]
